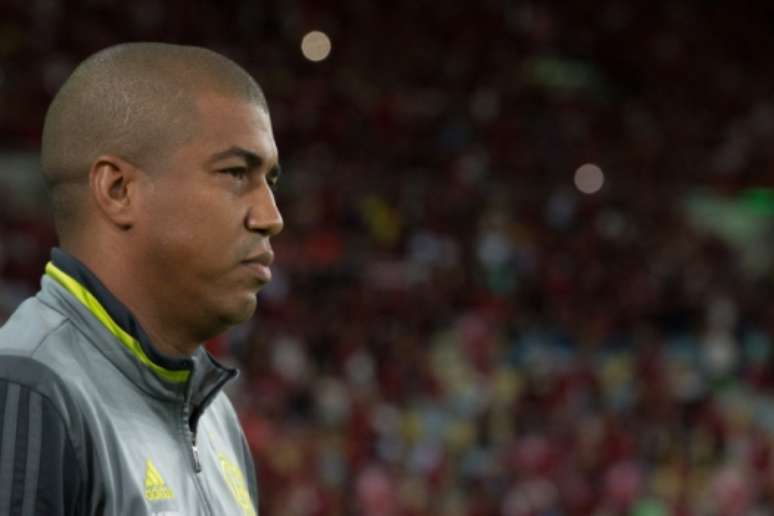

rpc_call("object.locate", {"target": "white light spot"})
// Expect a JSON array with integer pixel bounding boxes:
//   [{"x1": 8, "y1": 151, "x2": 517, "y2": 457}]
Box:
[
  {"x1": 574, "y1": 163, "x2": 605, "y2": 194},
  {"x1": 301, "y1": 31, "x2": 332, "y2": 62}
]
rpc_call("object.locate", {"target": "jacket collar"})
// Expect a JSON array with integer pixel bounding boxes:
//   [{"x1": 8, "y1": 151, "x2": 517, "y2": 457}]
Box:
[{"x1": 41, "y1": 248, "x2": 237, "y2": 414}]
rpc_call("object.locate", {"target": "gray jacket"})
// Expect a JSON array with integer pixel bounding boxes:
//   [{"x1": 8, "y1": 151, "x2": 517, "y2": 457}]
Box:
[{"x1": 0, "y1": 249, "x2": 259, "y2": 515}]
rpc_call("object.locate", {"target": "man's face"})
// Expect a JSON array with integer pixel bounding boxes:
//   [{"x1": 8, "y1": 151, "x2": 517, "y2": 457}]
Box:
[{"x1": 135, "y1": 92, "x2": 283, "y2": 339}]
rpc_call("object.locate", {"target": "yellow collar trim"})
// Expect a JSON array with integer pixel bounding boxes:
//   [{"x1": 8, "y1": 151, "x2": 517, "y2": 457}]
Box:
[{"x1": 45, "y1": 262, "x2": 190, "y2": 384}]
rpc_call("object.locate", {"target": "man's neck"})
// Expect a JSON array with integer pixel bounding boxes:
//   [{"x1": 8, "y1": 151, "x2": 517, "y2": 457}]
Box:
[
  {"x1": 129, "y1": 309, "x2": 199, "y2": 358},
  {"x1": 65, "y1": 245, "x2": 201, "y2": 359}
]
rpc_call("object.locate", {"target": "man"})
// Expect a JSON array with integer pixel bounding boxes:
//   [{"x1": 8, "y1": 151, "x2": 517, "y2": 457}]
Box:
[{"x1": 0, "y1": 42, "x2": 283, "y2": 515}]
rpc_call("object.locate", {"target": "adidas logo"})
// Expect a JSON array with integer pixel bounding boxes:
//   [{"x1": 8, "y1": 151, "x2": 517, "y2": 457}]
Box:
[{"x1": 145, "y1": 459, "x2": 174, "y2": 501}]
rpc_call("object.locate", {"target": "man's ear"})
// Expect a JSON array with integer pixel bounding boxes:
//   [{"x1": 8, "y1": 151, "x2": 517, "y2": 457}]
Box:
[{"x1": 89, "y1": 155, "x2": 140, "y2": 230}]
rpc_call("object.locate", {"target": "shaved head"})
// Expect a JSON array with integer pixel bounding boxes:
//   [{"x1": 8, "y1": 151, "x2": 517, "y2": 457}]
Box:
[{"x1": 41, "y1": 42, "x2": 267, "y2": 241}]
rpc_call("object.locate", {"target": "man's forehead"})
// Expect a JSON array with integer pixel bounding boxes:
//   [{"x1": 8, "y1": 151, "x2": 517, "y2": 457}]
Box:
[
  {"x1": 192, "y1": 93, "x2": 277, "y2": 160},
  {"x1": 197, "y1": 93, "x2": 269, "y2": 123}
]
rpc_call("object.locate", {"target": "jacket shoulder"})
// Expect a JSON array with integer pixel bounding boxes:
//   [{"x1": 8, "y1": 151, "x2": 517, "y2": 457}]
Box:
[{"x1": 0, "y1": 295, "x2": 70, "y2": 357}]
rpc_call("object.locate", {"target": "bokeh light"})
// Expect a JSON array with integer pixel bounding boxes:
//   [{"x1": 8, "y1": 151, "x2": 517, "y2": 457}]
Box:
[
  {"x1": 574, "y1": 163, "x2": 605, "y2": 194},
  {"x1": 301, "y1": 31, "x2": 332, "y2": 62}
]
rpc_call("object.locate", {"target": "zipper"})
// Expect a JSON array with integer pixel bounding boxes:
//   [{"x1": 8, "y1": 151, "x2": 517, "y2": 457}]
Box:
[
  {"x1": 192, "y1": 431, "x2": 202, "y2": 473},
  {"x1": 181, "y1": 353, "x2": 238, "y2": 513},
  {"x1": 181, "y1": 405, "x2": 215, "y2": 515}
]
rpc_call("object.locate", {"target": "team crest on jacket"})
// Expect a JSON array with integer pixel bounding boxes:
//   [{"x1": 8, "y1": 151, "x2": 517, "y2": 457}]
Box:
[{"x1": 218, "y1": 453, "x2": 256, "y2": 515}]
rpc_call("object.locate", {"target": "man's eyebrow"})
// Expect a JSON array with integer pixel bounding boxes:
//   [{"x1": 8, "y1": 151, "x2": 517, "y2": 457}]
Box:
[{"x1": 207, "y1": 146, "x2": 263, "y2": 168}]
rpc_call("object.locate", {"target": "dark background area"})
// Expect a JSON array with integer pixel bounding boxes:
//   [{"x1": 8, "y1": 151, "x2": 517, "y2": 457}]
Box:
[{"x1": 2, "y1": 1, "x2": 774, "y2": 515}]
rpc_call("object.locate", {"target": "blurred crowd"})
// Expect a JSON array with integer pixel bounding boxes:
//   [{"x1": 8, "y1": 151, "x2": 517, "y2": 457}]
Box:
[{"x1": 2, "y1": 1, "x2": 774, "y2": 515}]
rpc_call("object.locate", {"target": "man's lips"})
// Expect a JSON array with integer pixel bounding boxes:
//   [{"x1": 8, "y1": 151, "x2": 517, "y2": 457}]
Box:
[{"x1": 242, "y1": 251, "x2": 274, "y2": 282}]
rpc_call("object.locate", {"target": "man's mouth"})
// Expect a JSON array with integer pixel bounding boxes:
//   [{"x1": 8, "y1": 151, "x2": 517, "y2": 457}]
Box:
[{"x1": 241, "y1": 250, "x2": 274, "y2": 282}]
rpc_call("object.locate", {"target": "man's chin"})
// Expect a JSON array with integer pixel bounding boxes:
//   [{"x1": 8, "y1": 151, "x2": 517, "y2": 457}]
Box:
[
  {"x1": 204, "y1": 291, "x2": 259, "y2": 337},
  {"x1": 224, "y1": 293, "x2": 259, "y2": 325}
]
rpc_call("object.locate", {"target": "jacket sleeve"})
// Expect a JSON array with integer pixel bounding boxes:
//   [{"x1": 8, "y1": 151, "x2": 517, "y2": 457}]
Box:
[{"x1": 0, "y1": 379, "x2": 85, "y2": 516}]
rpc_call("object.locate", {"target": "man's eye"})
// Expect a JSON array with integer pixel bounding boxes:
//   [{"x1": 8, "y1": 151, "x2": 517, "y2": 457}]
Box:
[{"x1": 221, "y1": 167, "x2": 248, "y2": 180}]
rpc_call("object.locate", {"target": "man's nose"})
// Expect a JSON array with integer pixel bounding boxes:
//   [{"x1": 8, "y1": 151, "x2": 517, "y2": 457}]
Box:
[{"x1": 246, "y1": 188, "x2": 284, "y2": 237}]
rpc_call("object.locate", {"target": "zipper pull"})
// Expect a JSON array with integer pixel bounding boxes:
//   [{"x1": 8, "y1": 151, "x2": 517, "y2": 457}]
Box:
[{"x1": 192, "y1": 433, "x2": 202, "y2": 473}]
